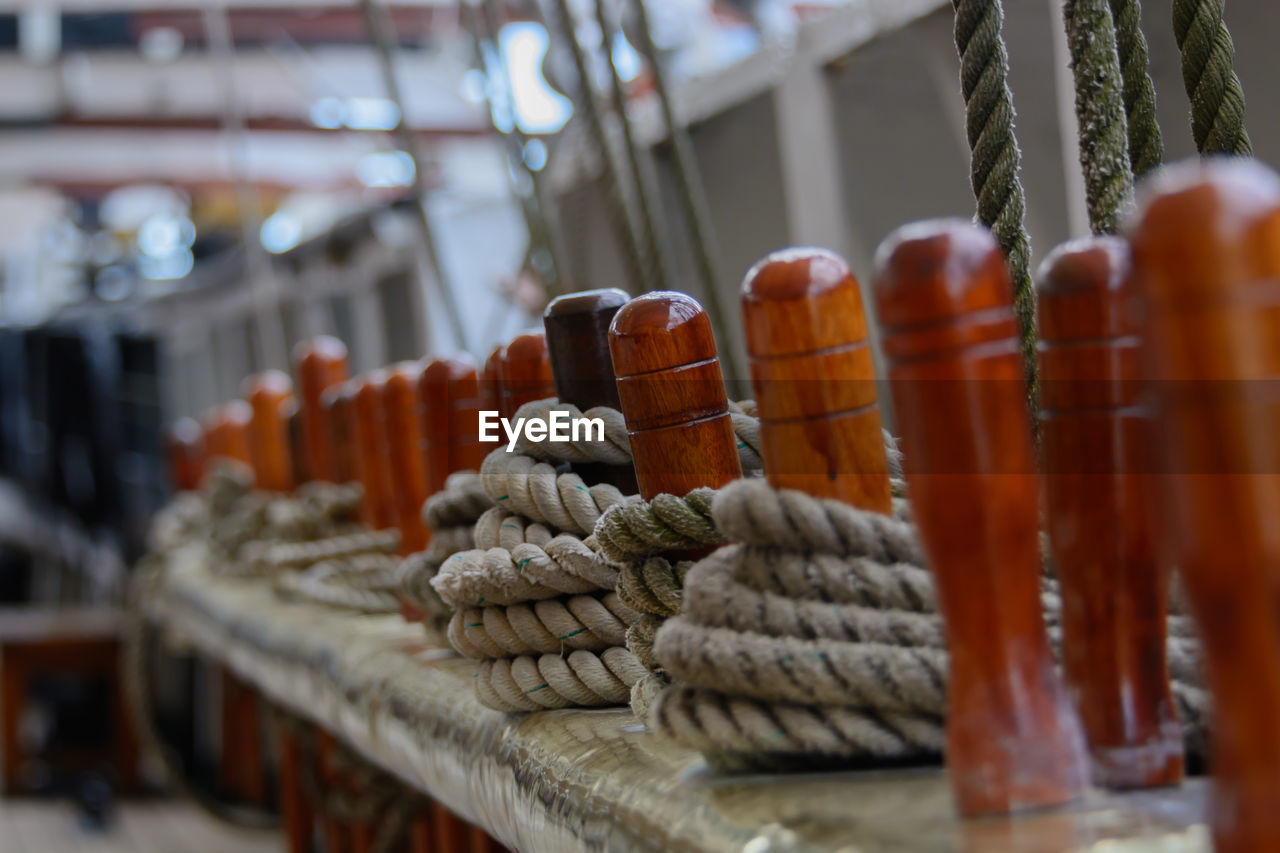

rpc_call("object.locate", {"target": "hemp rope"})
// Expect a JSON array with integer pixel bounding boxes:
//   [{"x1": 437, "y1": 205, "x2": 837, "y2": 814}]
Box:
[
  {"x1": 509, "y1": 397, "x2": 765, "y2": 473},
  {"x1": 1172, "y1": 0, "x2": 1251, "y2": 155},
  {"x1": 647, "y1": 478, "x2": 1209, "y2": 769},
  {"x1": 396, "y1": 471, "x2": 492, "y2": 627},
  {"x1": 1110, "y1": 0, "x2": 1163, "y2": 178},
  {"x1": 594, "y1": 433, "x2": 908, "y2": 716},
  {"x1": 447, "y1": 591, "x2": 637, "y2": 659},
  {"x1": 474, "y1": 647, "x2": 648, "y2": 712},
  {"x1": 951, "y1": 0, "x2": 1037, "y2": 388},
  {"x1": 1064, "y1": 0, "x2": 1135, "y2": 234},
  {"x1": 432, "y1": 399, "x2": 764, "y2": 712},
  {"x1": 274, "y1": 553, "x2": 403, "y2": 614}
]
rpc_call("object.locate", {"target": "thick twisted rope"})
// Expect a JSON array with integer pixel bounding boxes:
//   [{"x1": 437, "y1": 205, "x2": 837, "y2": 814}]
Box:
[
  {"x1": 275, "y1": 554, "x2": 402, "y2": 614},
  {"x1": 480, "y1": 451, "x2": 628, "y2": 536},
  {"x1": 447, "y1": 591, "x2": 636, "y2": 659},
  {"x1": 475, "y1": 647, "x2": 646, "y2": 711},
  {"x1": 1064, "y1": 0, "x2": 1134, "y2": 234},
  {"x1": 397, "y1": 471, "x2": 493, "y2": 626},
  {"x1": 1110, "y1": 0, "x2": 1163, "y2": 177},
  {"x1": 1172, "y1": 0, "x2": 1251, "y2": 155},
  {"x1": 648, "y1": 479, "x2": 1208, "y2": 768},
  {"x1": 952, "y1": 0, "x2": 1036, "y2": 386},
  {"x1": 508, "y1": 397, "x2": 765, "y2": 472}
]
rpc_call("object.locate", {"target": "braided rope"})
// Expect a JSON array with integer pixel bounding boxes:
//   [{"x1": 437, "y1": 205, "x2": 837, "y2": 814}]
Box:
[
  {"x1": 447, "y1": 591, "x2": 637, "y2": 659},
  {"x1": 475, "y1": 647, "x2": 647, "y2": 712},
  {"x1": 952, "y1": 0, "x2": 1036, "y2": 387},
  {"x1": 1172, "y1": 0, "x2": 1252, "y2": 155},
  {"x1": 1064, "y1": 0, "x2": 1135, "y2": 234},
  {"x1": 1110, "y1": 0, "x2": 1163, "y2": 177}
]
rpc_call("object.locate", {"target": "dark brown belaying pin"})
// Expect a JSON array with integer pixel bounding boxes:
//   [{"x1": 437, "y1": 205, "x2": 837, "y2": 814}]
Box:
[
  {"x1": 294, "y1": 336, "x2": 349, "y2": 483},
  {"x1": 481, "y1": 345, "x2": 503, "y2": 418},
  {"x1": 1037, "y1": 236, "x2": 1181, "y2": 790},
  {"x1": 609, "y1": 291, "x2": 742, "y2": 501},
  {"x1": 500, "y1": 331, "x2": 557, "y2": 419},
  {"x1": 874, "y1": 219, "x2": 1087, "y2": 816},
  {"x1": 741, "y1": 248, "x2": 891, "y2": 512},
  {"x1": 544, "y1": 288, "x2": 637, "y2": 492},
  {"x1": 383, "y1": 361, "x2": 429, "y2": 552},
  {"x1": 1129, "y1": 158, "x2": 1280, "y2": 852},
  {"x1": 242, "y1": 370, "x2": 296, "y2": 493},
  {"x1": 352, "y1": 372, "x2": 397, "y2": 531}
]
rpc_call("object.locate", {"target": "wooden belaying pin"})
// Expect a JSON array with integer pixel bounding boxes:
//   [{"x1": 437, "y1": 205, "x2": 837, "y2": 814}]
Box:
[
  {"x1": 320, "y1": 383, "x2": 360, "y2": 487},
  {"x1": 242, "y1": 370, "x2": 296, "y2": 492},
  {"x1": 1037, "y1": 236, "x2": 1181, "y2": 790},
  {"x1": 481, "y1": 344, "x2": 504, "y2": 417},
  {"x1": 166, "y1": 417, "x2": 206, "y2": 491},
  {"x1": 610, "y1": 291, "x2": 742, "y2": 500},
  {"x1": 210, "y1": 400, "x2": 254, "y2": 468},
  {"x1": 421, "y1": 354, "x2": 489, "y2": 491},
  {"x1": 294, "y1": 336, "x2": 349, "y2": 483},
  {"x1": 1129, "y1": 158, "x2": 1280, "y2": 852},
  {"x1": 874, "y1": 220, "x2": 1087, "y2": 816},
  {"x1": 353, "y1": 372, "x2": 398, "y2": 531},
  {"x1": 741, "y1": 248, "x2": 891, "y2": 511},
  {"x1": 499, "y1": 331, "x2": 557, "y2": 419},
  {"x1": 284, "y1": 400, "x2": 309, "y2": 487},
  {"x1": 543, "y1": 288, "x2": 637, "y2": 492},
  {"x1": 383, "y1": 361, "x2": 430, "y2": 552}
]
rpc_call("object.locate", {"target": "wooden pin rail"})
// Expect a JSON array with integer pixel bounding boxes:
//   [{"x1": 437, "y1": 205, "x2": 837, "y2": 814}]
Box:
[
  {"x1": 741, "y1": 248, "x2": 891, "y2": 510},
  {"x1": 875, "y1": 220, "x2": 1088, "y2": 815},
  {"x1": 1129, "y1": 158, "x2": 1280, "y2": 852},
  {"x1": 610, "y1": 291, "x2": 742, "y2": 501},
  {"x1": 1036, "y1": 237, "x2": 1181, "y2": 790}
]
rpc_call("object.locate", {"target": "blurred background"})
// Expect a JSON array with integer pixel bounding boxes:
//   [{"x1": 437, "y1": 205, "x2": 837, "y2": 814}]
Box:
[{"x1": 0, "y1": 0, "x2": 1277, "y2": 848}]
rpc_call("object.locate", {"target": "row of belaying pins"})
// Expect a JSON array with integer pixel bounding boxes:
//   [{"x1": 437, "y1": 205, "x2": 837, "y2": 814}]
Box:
[{"x1": 166, "y1": 156, "x2": 1280, "y2": 851}]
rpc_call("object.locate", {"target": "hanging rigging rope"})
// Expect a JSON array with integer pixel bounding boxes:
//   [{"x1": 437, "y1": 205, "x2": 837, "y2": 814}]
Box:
[
  {"x1": 547, "y1": 0, "x2": 653, "y2": 294},
  {"x1": 1064, "y1": 0, "x2": 1134, "y2": 235},
  {"x1": 1110, "y1": 0, "x2": 1163, "y2": 178},
  {"x1": 950, "y1": 0, "x2": 1036, "y2": 391},
  {"x1": 1172, "y1": 0, "x2": 1251, "y2": 156}
]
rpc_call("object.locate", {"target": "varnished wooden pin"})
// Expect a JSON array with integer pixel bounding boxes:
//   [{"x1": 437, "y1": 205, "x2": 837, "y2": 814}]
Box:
[
  {"x1": 499, "y1": 331, "x2": 556, "y2": 418},
  {"x1": 874, "y1": 219, "x2": 1087, "y2": 816},
  {"x1": 213, "y1": 400, "x2": 254, "y2": 468},
  {"x1": 1037, "y1": 236, "x2": 1181, "y2": 790},
  {"x1": 242, "y1": 370, "x2": 296, "y2": 492},
  {"x1": 481, "y1": 345, "x2": 504, "y2": 417},
  {"x1": 421, "y1": 354, "x2": 489, "y2": 491},
  {"x1": 166, "y1": 417, "x2": 206, "y2": 491},
  {"x1": 353, "y1": 372, "x2": 397, "y2": 531},
  {"x1": 383, "y1": 361, "x2": 430, "y2": 552},
  {"x1": 544, "y1": 288, "x2": 637, "y2": 492},
  {"x1": 741, "y1": 248, "x2": 891, "y2": 511},
  {"x1": 294, "y1": 336, "x2": 349, "y2": 482},
  {"x1": 320, "y1": 383, "x2": 360, "y2": 488},
  {"x1": 285, "y1": 400, "x2": 309, "y2": 487},
  {"x1": 610, "y1": 291, "x2": 742, "y2": 500},
  {"x1": 1129, "y1": 158, "x2": 1280, "y2": 851}
]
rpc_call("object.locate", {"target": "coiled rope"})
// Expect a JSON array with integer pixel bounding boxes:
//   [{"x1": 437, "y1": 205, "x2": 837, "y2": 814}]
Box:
[
  {"x1": 645, "y1": 478, "x2": 1210, "y2": 771},
  {"x1": 1172, "y1": 0, "x2": 1251, "y2": 155}
]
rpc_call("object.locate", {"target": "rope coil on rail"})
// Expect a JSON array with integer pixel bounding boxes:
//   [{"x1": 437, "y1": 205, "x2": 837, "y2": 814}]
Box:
[{"x1": 642, "y1": 478, "x2": 1210, "y2": 771}]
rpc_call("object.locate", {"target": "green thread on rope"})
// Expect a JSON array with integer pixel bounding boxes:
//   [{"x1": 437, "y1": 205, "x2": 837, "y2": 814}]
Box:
[
  {"x1": 1110, "y1": 0, "x2": 1163, "y2": 177},
  {"x1": 1173, "y1": 0, "x2": 1252, "y2": 155},
  {"x1": 1064, "y1": 0, "x2": 1134, "y2": 234},
  {"x1": 951, "y1": 0, "x2": 1037, "y2": 396}
]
